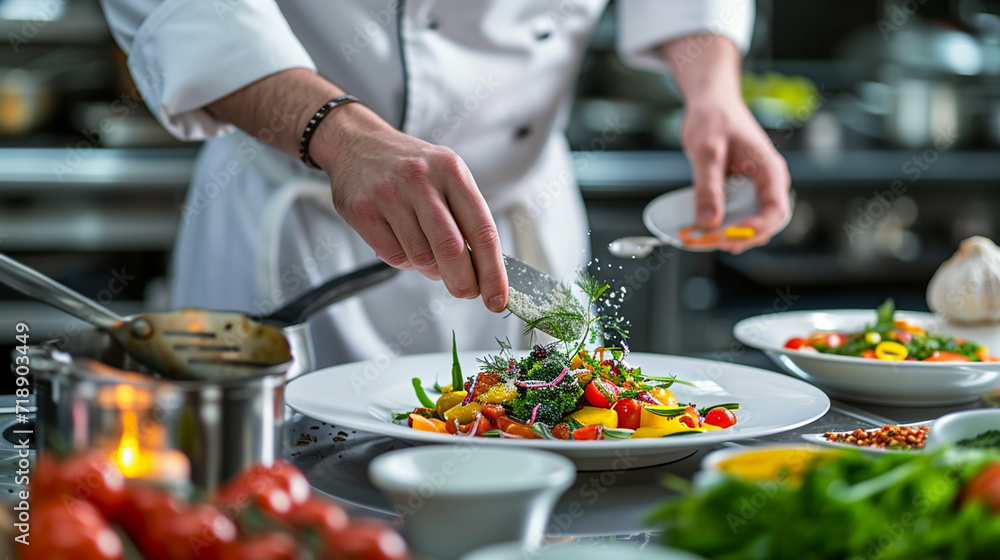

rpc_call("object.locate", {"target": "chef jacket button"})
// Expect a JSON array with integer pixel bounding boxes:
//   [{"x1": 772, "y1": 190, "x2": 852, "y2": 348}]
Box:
[
  {"x1": 515, "y1": 125, "x2": 532, "y2": 140},
  {"x1": 535, "y1": 30, "x2": 552, "y2": 40}
]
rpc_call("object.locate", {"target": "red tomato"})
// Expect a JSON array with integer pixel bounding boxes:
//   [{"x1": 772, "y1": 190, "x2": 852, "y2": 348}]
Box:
[
  {"x1": 963, "y1": 462, "x2": 1000, "y2": 513},
  {"x1": 140, "y1": 503, "x2": 238, "y2": 560},
  {"x1": 584, "y1": 379, "x2": 618, "y2": 408},
  {"x1": 824, "y1": 333, "x2": 845, "y2": 348},
  {"x1": 325, "y1": 520, "x2": 408, "y2": 560},
  {"x1": 33, "y1": 451, "x2": 127, "y2": 520},
  {"x1": 457, "y1": 414, "x2": 495, "y2": 437},
  {"x1": 612, "y1": 399, "x2": 641, "y2": 430},
  {"x1": 861, "y1": 349, "x2": 877, "y2": 359},
  {"x1": 572, "y1": 424, "x2": 603, "y2": 440},
  {"x1": 703, "y1": 407, "x2": 737, "y2": 429},
  {"x1": 215, "y1": 466, "x2": 296, "y2": 519},
  {"x1": 891, "y1": 330, "x2": 913, "y2": 343},
  {"x1": 217, "y1": 533, "x2": 298, "y2": 560},
  {"x1": 784, "y1": 337, "x2": 808, "y2": 350},
  {"x1": 257, "y1": 461, "x2": 311, "y2": 505},
  {"x1": 287, "y1": 497, "x2": 349, "y2": 534},
  {"x1": 480, "y1": 404, "x2": 506, "y2": 423},
  {"x1": 116, "y1": 481, "x2": 184, "y2": 548},
  {"x1": 923, "y1": 351, "x2": 972, "y2": 362},
  {"x1": 33, "y1": 498, "x2": 124, "y2": 560}
]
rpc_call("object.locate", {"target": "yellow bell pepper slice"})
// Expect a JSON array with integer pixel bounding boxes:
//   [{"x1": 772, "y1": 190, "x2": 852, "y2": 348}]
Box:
[
  {"x1": 477, "y1": 383, "x2": 517, "y2": 404},
  {"x1": 568, "y1": 406, "x2": 619, "y2": 428},
  {"x1": 640, "y1": 405, "x2": 693, "y2": 428},
  {"x1": 724, "y1": 226, "x2": 756, "y2": 239},
  {"x1": 435, "y1": 390, "x2": 468, "y2": 418},
  {"x1": 875, "y1": 340, "x2": 908, "y2": 361},
  {"x1": 443, "y1": 402, "x2": 483, "y2": 425}
]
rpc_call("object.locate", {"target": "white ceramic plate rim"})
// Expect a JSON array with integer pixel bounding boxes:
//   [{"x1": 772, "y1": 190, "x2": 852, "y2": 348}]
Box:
[
  {"x1": 734, "y1": 309, "x2": 998, "y2": 368},
  {"x1": 285, "y1": 352, "x2": 830, "y2": 453}
]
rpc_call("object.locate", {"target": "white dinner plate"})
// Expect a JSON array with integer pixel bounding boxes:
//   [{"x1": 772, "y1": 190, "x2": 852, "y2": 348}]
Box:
[
  {"x1": 286, "y1": 351, "x2": 830, "y2": 470},
  {"x1": 643, "y1": 176, "x2": 794, "y2": 252},
  {"x1": 734, "y1": 309, "x2": 1000, "y2": 406}
]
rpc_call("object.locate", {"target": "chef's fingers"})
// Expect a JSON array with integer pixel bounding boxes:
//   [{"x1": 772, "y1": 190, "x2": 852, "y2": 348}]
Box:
[
  {"x1": 689, "y1": 141, "x2": 728, "y2": 230},
  {"x1": 434, "y1": 153, "x2": 508, "y2": 313},
  {"x1": 354, "y1": 220, "x2": 416, "y2": 271},
  {"x1": 413, "y1": 194, "x2": 481, "y2": 300},
  {"x1": 719, "y1": 147, "x2": 791, "y2": 255},
  {"x1": 385, "y1": 211, "x2": 442, "y2": 281}
]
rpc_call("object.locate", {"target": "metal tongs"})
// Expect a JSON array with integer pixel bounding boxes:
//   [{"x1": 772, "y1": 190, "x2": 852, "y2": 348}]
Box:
[{"x1": 0, "y1": 253, "x2": 396, "y2": 381}]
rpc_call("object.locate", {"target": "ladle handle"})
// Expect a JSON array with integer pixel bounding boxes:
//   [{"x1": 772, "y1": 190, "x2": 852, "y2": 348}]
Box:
[{"x1": 0, "y1": 253, "x2": 124, "y2": 330}]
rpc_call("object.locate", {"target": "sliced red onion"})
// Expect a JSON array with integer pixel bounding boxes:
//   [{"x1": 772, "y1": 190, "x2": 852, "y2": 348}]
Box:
[
  {"x1": 514, "y1": 367, "x2": 569, "y2": 389},
  {"x1": 461, "y1": 375, "x2": 479, "y2": 406},
  {"x1": 529, "y1": 403, "x2": 542, "y2": 425},
  {"x1": 458, "y1": 414, "x2": 482, "y2": 437},
  {"x1": 498, "y1": 431, "x2": 523, "y2": 439}
]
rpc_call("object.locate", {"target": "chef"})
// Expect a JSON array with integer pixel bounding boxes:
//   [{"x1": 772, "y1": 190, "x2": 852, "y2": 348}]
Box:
[{"x1": 98, "y1": 0, "x2": 789, "y2": 368}]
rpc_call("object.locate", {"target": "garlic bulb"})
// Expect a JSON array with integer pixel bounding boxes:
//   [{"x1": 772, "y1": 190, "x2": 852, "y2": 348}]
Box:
[{"x1": 927, "y1": 236, "x2": 1000, "y2": 324}]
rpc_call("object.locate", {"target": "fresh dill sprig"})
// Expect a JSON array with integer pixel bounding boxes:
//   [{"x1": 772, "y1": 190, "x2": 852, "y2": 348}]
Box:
[{"x1": 477, "y1": 337, "x2": 515, "y2": 373}]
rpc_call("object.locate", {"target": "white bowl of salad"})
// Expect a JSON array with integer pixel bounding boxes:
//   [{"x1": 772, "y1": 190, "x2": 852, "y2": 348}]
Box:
[{"x1": 734, "y1": 299, "x2": 1000, "y2": 406}]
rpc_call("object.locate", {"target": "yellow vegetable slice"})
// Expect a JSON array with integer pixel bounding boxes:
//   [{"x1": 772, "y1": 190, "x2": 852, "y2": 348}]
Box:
[
  {"x1": 631, "y1": 425, "x2": 705, "y2": 439},
  {"x1": 724, "y1": 226, "x2": 756, "y2": 239},
  {"x1": 435, "y1": 390, "x2": 468, "y2": 418},
  {"x1": 568, "y1": 406, "x2": 619, "y2": 428},
  {"x1": 875, "y1": 340, "x2": 908, "y2": 361}
]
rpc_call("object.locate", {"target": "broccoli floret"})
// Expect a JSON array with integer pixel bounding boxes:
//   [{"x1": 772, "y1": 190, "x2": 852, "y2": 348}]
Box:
[
  {"x1": 507, "y1": 379, "x2": 583, "y2": 424},
  {"x1": 523, "y1": 354, "x2": 569, "y2": 383}
]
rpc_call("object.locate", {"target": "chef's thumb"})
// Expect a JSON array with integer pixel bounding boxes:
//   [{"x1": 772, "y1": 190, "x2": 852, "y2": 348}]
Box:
[{"x1": 692, "y1": 157, "x2": 726, "y2": 230}]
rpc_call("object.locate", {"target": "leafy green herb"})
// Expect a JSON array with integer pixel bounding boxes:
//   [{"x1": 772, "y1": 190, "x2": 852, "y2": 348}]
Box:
[
  {"x1": 603, "y1": 427, "x2": 636, "y2": 440},
  {"x1": 874, "y1": 297, "x2": 896, "y2": 331},
  {"x1": 638, "y1": 373, "x2": 696, "y2": 388},
  {"x1": 696, "y1": 402, "x2": 740, "y2": 416}
]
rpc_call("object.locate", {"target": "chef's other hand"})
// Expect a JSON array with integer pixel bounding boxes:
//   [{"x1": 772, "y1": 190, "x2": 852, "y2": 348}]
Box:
[
  {"x1": 663, "y1": 35, "x2": 791, "y2": 255},
  {"x1": 312, "y1": 103, "x2": 509, "y2": 313}
]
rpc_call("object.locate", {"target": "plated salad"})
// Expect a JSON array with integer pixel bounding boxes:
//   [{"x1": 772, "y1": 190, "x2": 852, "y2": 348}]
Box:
[
  {"x1": 784, "y1": 298, "x2": 998, "y2": 362},
  {"x1": 396, "y1": 275, "x2": 741, "y2": 441}
]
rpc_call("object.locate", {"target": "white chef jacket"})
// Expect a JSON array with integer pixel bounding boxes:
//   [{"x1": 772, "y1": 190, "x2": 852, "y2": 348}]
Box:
[{"x1": 99, "y1": 0, "x2": 753, "y2": 368}]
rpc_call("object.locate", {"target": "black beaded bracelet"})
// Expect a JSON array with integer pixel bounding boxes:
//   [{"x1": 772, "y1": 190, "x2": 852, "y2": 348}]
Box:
[{"x1": 299, "y1": 94, "x2": 361, "y2": 169}]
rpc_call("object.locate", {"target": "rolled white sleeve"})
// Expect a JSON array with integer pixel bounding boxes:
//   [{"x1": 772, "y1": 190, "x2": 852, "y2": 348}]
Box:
[
  {"x1": 99, "y1": 0, "x2": 316, "y2": 140},
  {"x1": 616, "y1": 0, "x2": 755, "y2": 74}
]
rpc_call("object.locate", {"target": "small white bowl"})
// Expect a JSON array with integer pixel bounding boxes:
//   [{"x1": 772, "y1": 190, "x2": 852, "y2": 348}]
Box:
[
  {"x1": 925, "y1": 409, "x2": 1000, "y2": 452},
  {"x1": 461, "y1": 541, "x2": 706, "y2": 560},
  {"x1": 369, "y1": 445, "x2": 575, "y2": 560}
]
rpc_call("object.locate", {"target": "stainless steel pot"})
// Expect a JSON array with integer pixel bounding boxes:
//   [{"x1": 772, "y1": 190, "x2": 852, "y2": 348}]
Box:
[{"x1": 31, "y1": 328, "x2": 285, "y2": 492}]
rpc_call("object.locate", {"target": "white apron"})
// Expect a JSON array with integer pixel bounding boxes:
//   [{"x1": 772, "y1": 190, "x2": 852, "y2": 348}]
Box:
[{"x1": 98, "y1": 0, "x2": 754, "y2": 366}]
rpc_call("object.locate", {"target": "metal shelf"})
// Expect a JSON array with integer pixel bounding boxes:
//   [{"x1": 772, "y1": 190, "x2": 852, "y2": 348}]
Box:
[{"x1": 0, "y1": 147, "x2": 199, "y2": 192}]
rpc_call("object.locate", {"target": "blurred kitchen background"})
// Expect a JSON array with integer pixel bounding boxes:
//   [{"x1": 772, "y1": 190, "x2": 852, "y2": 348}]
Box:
[{"x1": 2, "y1": 0, "x2": 1000, "y2": 373}]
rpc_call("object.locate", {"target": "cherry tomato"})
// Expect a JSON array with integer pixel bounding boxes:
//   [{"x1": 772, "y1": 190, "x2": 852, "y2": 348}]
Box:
[
  {"x1": 784, "y1": 337, "x2": 808, "y2": 350},
  {"x1": 217, "y1": 533, "x2": 298, "y2": 560},
  {"x1": 215, "y1": 466, "x2": 296, "y2": 519},
  {"x1": 480, "y1": 404, "x2": 506, "y2": 423},
  {"x1": 139, "y1": 503, "x2": 238, "y2": 560},
  {"x1": 572, "y1": 424, "x2": 603, "y2": 440},
  {"x1": 33, "y1": 498, "x2": 124, "y2": 560},
  {"x1": 116, "y1": 481, "x2": 185, "y2": 548},
  {"x1": 257, "y1": 461, "x2": 311, "y2": 505},
  {"x1": 963, "y1": 462, "x2": 1000, "y2": 513},
  {"x1": 457, "y1": 414, "x2": 496, "y2": 437},
  {"x1": 703, "y1": 407, "x2": 737, "y2": 429},
  {"x1": 923, "y1": 351, "x2": 972, "y2": 362},
  {"x1": 612, "y1": 399, "x2": 641, "y2": 430},
  {"x1": 505, "y1": 423, "x2": 541, "y2": 439},
  {"x1": 287, "y1": 496, "x2": 349, "y2": 534},
  {"x1": 551, "y1": 423, "x2": 572, "y2": 440},
  {"x1": 326, "y1": 520, "x2": 409, "y2": 560},
  {"x1": 584, "y1": 379, "x2": 618, "y2": 408},
  {"x1": 861, "y1": 349, "x2": 877, "y2": 359},
  {"x1": 824, "y1": 333, "x2": 845, "y2": 348},
  {"x1": 890, "y1": 330, "x2": 913, "y2": 343},
  {"x1": 33, "y1": 451, "x2": 127, "y2": 520}
]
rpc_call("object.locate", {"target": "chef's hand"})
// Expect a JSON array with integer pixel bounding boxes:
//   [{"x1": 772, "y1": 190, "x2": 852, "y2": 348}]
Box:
[
  {"x1": 312, "y1": 102, "x2": 509, "y2": 312},
  {"x1": 662, "y1": 35, "x2": 791, "y2": 254}
]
